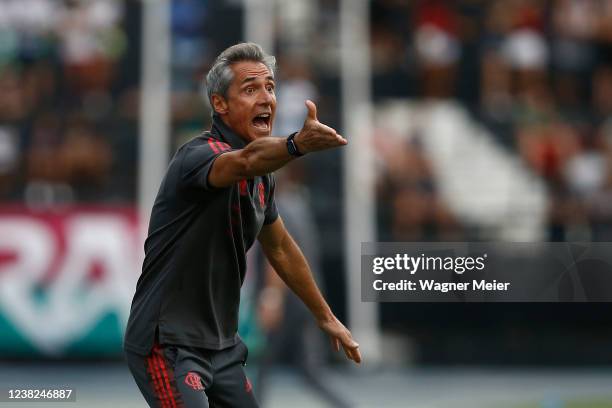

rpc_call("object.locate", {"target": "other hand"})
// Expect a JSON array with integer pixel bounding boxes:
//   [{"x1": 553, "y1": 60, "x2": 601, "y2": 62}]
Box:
[{"x1": 318, "y1": 315, "x2": 361, "y2": 364}]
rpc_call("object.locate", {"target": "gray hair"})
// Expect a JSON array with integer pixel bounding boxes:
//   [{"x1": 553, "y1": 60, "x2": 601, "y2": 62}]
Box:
[{"x1": 204, "y1": 42, "x2": 276, "y2": 110}]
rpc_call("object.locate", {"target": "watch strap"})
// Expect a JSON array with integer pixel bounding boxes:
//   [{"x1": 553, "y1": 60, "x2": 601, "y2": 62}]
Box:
[{"x1": 286, "y1": 132, "x2": 304, "y2": 157}]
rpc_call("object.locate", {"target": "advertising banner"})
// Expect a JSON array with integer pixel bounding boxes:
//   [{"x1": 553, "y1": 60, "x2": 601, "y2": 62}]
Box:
[{"x1": 0, "y1": 206, "x2": 141, "y2": 357}]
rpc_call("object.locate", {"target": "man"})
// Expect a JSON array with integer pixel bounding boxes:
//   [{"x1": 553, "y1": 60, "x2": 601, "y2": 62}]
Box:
[{"x1": 124, "y1": 42, "x2": 361, "y2": 408}]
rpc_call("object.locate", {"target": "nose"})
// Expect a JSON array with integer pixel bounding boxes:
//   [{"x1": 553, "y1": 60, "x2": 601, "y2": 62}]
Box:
[{"x1": 258, "y1": 88, "x2": 274, "y2": 105}]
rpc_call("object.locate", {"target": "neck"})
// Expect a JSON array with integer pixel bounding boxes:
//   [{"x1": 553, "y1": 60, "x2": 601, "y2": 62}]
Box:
[{"x1": 211, "y1": 114, "x2": 248, "y2": 149}]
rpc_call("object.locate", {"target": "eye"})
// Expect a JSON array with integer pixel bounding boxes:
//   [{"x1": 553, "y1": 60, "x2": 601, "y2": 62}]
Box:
[
  {"x1": 245, "y1": 87, "x2": 255, "y2": 94},
  {"x1": 266, "y1": 84, "x2": 275, "y2": 93}
]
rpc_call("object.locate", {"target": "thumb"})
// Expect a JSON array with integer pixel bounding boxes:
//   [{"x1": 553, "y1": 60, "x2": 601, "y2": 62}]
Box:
[{"x1": 305, "y1": 99, "x2": 318, "y2": 122}]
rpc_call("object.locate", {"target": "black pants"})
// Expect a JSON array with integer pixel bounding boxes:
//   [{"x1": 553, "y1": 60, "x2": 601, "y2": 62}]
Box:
[{"x1": 126, "y1": 341, "x2": 259, "y2": 408}]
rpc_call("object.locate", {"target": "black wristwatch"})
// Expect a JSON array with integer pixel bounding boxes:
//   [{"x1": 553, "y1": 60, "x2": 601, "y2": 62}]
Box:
[{"x1": 286, "y1": 132, "x2": 304, "y2": 157}]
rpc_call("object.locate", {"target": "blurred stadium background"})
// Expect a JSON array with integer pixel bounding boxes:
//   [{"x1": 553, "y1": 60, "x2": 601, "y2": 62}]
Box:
[{"x1": 2, "y1": 0, "x2": 612, "y2": 406}]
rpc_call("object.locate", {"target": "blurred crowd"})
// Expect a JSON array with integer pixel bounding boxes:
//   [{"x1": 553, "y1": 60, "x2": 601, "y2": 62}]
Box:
[
  {"x1": 0, "y1": 0, "x2": 223, "y2": 205},
  {"x1": 369, "y1": 0, "x2": 612, "y2": 241},
  {"x1": 0, "y1": 0, "x2": 140, "y2": 204},
  {"x1": 3, "y1": 0, "x2": 612, "y2": 242}
]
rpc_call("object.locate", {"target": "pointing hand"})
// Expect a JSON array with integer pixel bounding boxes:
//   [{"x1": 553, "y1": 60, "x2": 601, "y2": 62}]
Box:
[{"x1": 294, "y1": 100, "x2": 348, "y2": 154}]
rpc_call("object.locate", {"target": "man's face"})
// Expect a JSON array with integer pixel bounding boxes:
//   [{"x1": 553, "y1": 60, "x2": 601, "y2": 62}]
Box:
[{"x1": 214, "y1": 61, "x2": 276, "y2": 142}]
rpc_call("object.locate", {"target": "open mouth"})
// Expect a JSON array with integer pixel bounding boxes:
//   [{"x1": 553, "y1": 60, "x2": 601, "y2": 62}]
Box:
[{"x1": 252, "y1": 113, "x2": 271, "y2": 131}]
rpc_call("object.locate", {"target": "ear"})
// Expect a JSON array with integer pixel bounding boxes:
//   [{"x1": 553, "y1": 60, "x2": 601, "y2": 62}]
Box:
[{"x1": 211, "y1": 94, "x2": 229, "y2": 115}]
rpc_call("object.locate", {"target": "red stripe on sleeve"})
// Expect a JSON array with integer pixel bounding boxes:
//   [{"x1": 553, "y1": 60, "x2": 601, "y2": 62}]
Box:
[
  {"x1": 215, "y1": 141, "x2": 231, "y2": 152},
  {"x1": 208, "y1": 139, "x2": 220, "y2": 154}
]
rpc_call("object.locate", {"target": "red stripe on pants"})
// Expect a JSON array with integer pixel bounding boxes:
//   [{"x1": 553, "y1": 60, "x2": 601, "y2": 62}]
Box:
[
  {"x1": 147, "y1": 353, "x2": 169, "y2": 408},
  {"x1": 154, "y1": 349, "x2": 178, "y2": 408}
]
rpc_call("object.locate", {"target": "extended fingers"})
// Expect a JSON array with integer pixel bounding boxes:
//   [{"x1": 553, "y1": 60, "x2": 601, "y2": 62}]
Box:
[
  {"x1": 312, "y1": 120, "x2": 336, "y2": 135},
  {"x1": 330, "y1": 336, "x2": 340, "y2": 352},
  {"x1": 314, "y1": 122, "x2": 347, "y2": 144},
  {"x1": 352, "y1": 348, "x2": 362, "y2": 363},
  {"x1": 342, "y1": 341, "x2": 361, "y2": 363},
  {"x1": 338, "y1": 332, "x2": 361, "y2": 364},
  {"x1": 330, "y1": 334, "x2": 357, "y2": 362}
]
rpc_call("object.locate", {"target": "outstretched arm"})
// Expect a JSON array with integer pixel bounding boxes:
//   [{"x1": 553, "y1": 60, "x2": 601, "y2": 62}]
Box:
[
  {"x1": 258, "y1": 217, "x2": 362, "y2": 364},
  {"x1": 209, "y1": 100, "x2": 347, "y2": 188}
]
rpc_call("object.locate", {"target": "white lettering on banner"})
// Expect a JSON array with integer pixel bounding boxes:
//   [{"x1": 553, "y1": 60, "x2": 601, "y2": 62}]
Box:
[{"x1": 0, "y1": 213, "x2": 141, "y2": 355}]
